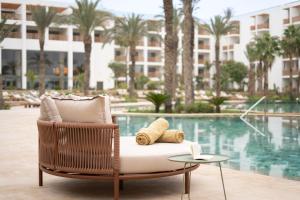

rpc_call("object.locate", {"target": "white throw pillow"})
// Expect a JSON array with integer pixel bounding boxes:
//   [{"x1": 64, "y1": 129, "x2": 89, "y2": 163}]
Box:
[
  {"x1": 39, "y1": 95, "x2": 62, "y2": 122},
  {"x1": 54, "y1": 95, "x2": 112, "y2": 123}
]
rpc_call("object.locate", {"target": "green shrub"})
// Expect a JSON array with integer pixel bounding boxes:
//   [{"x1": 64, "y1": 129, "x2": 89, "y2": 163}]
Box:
[
  {"x1": 124, "y1": 95, "x2": 137, "y2": 102},
  {"x1": 0, "y1": 103, "x2": 11, "y2": 110},
  {"x1": 136, "y1": 75, "x2": 150, "y2": 90},
  {"x1": 175, "y1": 102, "x2": 214, "y2": 113},
  {"x1": 147, "y1": 81, "x2": 162, "y2": 90},
  {"x1": 146, "y1": 92, "x2": 170, "y2": 113},
  {"x1": 209, "y1": 97, "x2": 227, "y2": 113},
  {"x1": 118, "y1": 82, "x2": 127, "y2": 89}
]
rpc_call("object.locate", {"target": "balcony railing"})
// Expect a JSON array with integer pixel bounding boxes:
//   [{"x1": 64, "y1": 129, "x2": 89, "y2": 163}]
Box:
[
  {"x1": 228, "y1": 29, "x2": 240, "y2": 35},
  {"x1": 198, "y1": 59, "x2": 209, "y2": 64},
  {"x1": 148, "y1": 57, "x2": 161, "y2": 62},
  {"x1": 282, "y1": 68, "x2": 299, "y2": 76},
  {"x1": 95, "y1": 36, "x2": 104, "y2": 43},
  {"x1": 8, "y1": 31, "x2": 21, "y2": 38},
  {"x1": 199, "y1": 44, "x2": 210, "y2": 50},
  {"x1": 223, "y1": 46, "x2": 228, "y2": 50},
  {"x1": 257, "y1": 23, "x2": 269, "y2": 29},
  {"x1": 49, "y1": 34, "x2": 67, "y2": 41},
  {"x1": 292, "y1": 16, "x2": 300, "y2": 23},
  {"x1": 73, "y1": 35, "x2": 82, "y2": 41},
  {"x1": 1, "y1": 12, "x2": 20, "y2": 20},
  {"x1": 148, "y1": 41, "x2": 161, "y2": 47},
  {"x1": 250, "y1": 25, "x2": 256, "y2": 31},
  {"x1": 27, "y1": 32, "x2": 39, "y2": 39},
  {"x1": 115, "y1": 56, "x2": 126, "y2": 62},
  {"x1": 198, "y1": 28, "x2": 210, "y2": 35},
  {"x1": 283, "y1": 18, "x2": 290, "y2": 24},
  {"x1": 26, "y1": 13, "x2": 33, "y2": 21},
  {"x1": 148, "y1": 71, "x2": 160, "y2": 77},
  {"x1": 135, "y1": 56, "x2": 144, "y2": 62}
]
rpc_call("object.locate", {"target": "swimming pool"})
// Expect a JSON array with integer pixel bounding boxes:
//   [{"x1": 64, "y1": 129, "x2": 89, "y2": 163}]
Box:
[{"x1": 117, "y1": 115, "x2": 300, "y2": 181}]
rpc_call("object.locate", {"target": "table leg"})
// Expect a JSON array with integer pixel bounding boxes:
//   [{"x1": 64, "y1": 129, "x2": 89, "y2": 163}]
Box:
[
  {"x1": 218, "y1": 162, "x2": 227, "y2": 200},
  {"x1": 181, "y1": 163, "x2": 191, "y2": 200}
]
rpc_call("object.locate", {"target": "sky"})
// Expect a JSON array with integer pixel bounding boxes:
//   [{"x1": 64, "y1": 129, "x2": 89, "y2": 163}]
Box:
[{"x1": 55, "y1": 0, "x2": 294, "y2": 20}]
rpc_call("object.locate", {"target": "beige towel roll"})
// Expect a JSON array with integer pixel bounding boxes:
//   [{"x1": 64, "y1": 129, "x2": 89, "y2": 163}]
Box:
[
  {"x1": 157, "y1": 130, "x2": 185, "y2": 143},
  {"x1": 136, "y1": 118, "x2": 169, "y2": 145}
]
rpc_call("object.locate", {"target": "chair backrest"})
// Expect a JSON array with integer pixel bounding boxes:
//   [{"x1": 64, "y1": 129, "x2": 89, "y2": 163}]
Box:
[{"x1": 37, "y1": 120, "x2": 119, "y2": 175}]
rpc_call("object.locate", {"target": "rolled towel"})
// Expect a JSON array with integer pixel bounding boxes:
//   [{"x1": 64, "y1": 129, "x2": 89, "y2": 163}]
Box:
[
  {"x1": 157, "y1": 130, "x2": 184, "y2": 143},
  {"x1": 136, "y1": 118, "x2": 169, "y2": 145}
]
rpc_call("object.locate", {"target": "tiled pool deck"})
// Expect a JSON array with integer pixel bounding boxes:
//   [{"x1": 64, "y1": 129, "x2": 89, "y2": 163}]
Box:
[{"x1": 0, "y1": 107, "x2": 299, "y2": 200}]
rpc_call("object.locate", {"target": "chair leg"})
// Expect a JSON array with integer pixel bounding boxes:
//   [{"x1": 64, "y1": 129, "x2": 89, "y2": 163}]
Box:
[
  {"x1": 114, "y1": 177, "x2": 119, "y2": 200},
  {"x1": 39, "y1": 168, "x2": 43, "y2": 186},
  {"x1": 184, "y1": 172, "x2": 190, "y2": 194},
  {"x1": 119, "y1": 180, "x2": 124, "y2": 191}
]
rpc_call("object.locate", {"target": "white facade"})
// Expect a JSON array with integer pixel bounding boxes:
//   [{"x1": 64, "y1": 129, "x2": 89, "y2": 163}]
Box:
[
  {"x1": 221, "y1": 0, "x2": 300, "y2": 92},
  {"x1": 1, "y1": 0, "x2": 213, "y2": 90}
]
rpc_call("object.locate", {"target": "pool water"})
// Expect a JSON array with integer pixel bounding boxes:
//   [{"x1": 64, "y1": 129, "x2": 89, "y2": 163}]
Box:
[{"x1": 117, "y1": 116, "x2": 300, "y2": 181}]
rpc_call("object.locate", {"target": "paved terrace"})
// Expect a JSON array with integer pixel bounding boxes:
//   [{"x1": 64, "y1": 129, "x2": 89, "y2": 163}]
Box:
[{"x1": 0, "y1": 107, "x2": 299, "y2": 200}]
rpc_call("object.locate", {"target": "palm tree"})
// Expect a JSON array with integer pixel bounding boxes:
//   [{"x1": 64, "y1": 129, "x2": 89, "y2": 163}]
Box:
[
  {"x1": 204, "y1": 8, "x2": 236, "y2": 98},
  {"x1": 182, "y1": 0, "x2": 195, "y2": 105},
  {"x1": 254, "y1": 33, "x2": 280, "y2": 97},
  {"x1": 245, "y1": 42, "x2": 258, "y2": 96},
  {"x1": 280, "y1": 25, "x2": 300, "y2": 100},
  {"x1": 0, "y1": 19, "x2": 15, "y2": 109},
  {"x1": 111, "y1": 14, "x2": 147, "y2": 97},
  {"x1": 69, "y1": 0, "x2": 110, "y2": 95},
  {"x1": 162, "y1": 0, "x2": 176, "y2": 112},
  {"x1": 31, "y1": 6, "x2": 58, "y2": 96}
]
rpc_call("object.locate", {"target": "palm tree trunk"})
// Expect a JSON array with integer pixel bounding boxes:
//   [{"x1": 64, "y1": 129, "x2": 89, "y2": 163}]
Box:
[
  {"x1": 0, "y1": 74, "x2": 4, "y2": 109},
  {"x1": 83, "y1": 36, "x2": 92, "y2": 96},
  {"x1": 263, "y1": 61, "x2": 269, "y2": 97},
  {"x1": 39, "y1": 39, "x2": 46, "y2": 97},
  {"x1": 257, "y1": 60, "x2": 263, "y2": 93},
  {"x1": 128, "y1": 45, "x2": 136, "y2": 97},
  {"x1": 183, "y1": 0, "x2": 194, "y2": 105},
  {"x1": 163, "y1": 0, "x2": 175, "y2": 113},
  {"x1": 171, "y1": 35, "x2": 178, "y2": 101},
  {"x1": 248, "y1": 63, "x2": 255, "y2": 95},
  {"x1": 289, "y1": 57, "x2": 293, "y2": 100},
  {"x1": 215, "y1": 38, "x2": 221, "y2": 97}
]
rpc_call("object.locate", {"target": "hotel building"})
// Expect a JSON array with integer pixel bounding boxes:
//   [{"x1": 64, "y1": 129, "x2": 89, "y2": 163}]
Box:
[{"x1": 1, "y1": 0, "x2": 300, "y2": 92}]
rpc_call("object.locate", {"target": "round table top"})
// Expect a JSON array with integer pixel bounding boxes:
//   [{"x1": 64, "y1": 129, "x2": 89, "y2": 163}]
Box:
[{"x1": 168, "y1": 154, "x2": 229, "y2": 164}]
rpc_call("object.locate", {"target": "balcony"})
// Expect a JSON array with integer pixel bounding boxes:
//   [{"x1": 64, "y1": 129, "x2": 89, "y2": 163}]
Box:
[
  {"x1": 257, "y1": 23, "x2": 269, "y2": 29},
  {"x1": 147, "y1": 21, "x2": 161, "y2": 32},
  {"x1": 148, "y1": 57, "x2": 161, "y2": 62},
  {"x1": 198, "y1": 59, "x2": 209, "y2": 65},
  {"x1": 250, "y1": 25, "x2": 256, "y2": 31},
  {"x1": 73, "y1": 34, "x2": 82, "y2": 42},
  {"x1": 26, "y1": 13, "x2": 33, "y2": 21},
  {"x1": 1, "y1": 12, "x2": 20, "y2": 20},
  {"x1": 228, "y1": 29, "x2": 240, "y2": 35},
  {"x1": 27, "y1": 32, "x2": 39, "y2": 39},
  {"x1": 282, "y1": 68, "x2": 299, "y2": 76},
  {"x1": 283, "y1": 18, "x2": 290, "y2": 24},
  {"x1": 49, "y1": 34, "x2": 67, "y2": 41},
  {"x1": 7, "y1": 31, "x2": 21, "y2": 38},
  {"x1": 223, "y1": 46, "x2": 228, "y2": 51},
  {"x1": 292, "y1": 16, "x2": 300, "y2": 23},
  {"x1": 148, "y1": 71, "x2": 160, "y2": 78},
  {"x1": 198, "y1": 26, "x2": 210, "y2": 35},
  {"x1": 148, "y1": 40, "x2": 161, "y2": 47},
  {"x1": 198, "y1": 44, "x2": 210, "y2": 50},
  {"x1": 135, "y1": 56, "x2": 144, "y2": 62},
  {"x1": 115, "y1": 55, "x2": 126, "y2": 62}
]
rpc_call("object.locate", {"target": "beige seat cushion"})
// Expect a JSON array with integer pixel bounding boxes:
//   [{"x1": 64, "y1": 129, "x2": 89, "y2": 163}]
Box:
[
  {"x1": 54, "y1": 95, "x2": 112, "y2": 123},
  {"x1": 120, "y1": 136, "x2": 192, "y2": 174},
  {"x1": 39, "y1": 95, "x2": 62, "y2": 122}
]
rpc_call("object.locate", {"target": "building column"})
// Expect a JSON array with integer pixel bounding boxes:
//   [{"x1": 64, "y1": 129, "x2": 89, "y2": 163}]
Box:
[
  {"x1": 90, "y1": 31, "x2": 95, "y2": 89},
  {"x1": 21, "y1": 3, "x2": 27, "y2": 89},
  {"x1": 67, "y1": 27, "x2": 73, "y2": 90}
]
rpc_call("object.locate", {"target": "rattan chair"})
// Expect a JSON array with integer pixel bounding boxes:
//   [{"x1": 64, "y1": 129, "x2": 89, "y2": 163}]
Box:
[{"x1": 37, "y1": 117, "x2": 198, "y2": 200}]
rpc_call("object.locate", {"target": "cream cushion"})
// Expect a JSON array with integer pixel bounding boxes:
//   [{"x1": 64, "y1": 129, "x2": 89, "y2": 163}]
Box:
[
  {"x1": 39, "y1": 95, "x2": 62, "y2": 122},
  {"x1": 120, "y1": 136, "x2": 192, "y2": 174},
  {"x1": 54, "y1": 95, "x2": 112, "y2": 123}
]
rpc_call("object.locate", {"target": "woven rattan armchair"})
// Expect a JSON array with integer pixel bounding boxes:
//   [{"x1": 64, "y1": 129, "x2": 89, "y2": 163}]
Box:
[{"x1": 37, "y1": 118, "x2": 198, "y2": 200}]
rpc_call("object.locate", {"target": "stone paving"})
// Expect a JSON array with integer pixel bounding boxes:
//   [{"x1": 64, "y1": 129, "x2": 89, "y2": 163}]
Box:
[{"x1": 0, "y1": 107, "x2": 299, "y2": 200}]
